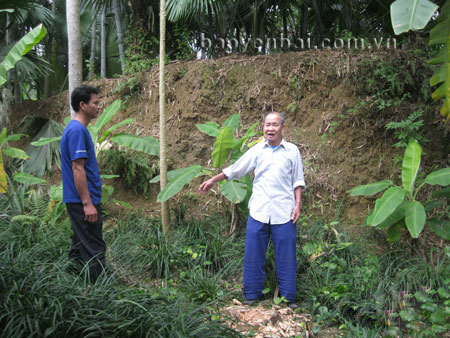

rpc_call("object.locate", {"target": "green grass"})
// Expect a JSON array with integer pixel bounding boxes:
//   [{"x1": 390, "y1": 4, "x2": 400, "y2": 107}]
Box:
[
  {"x1": 0, "y1": 211, "x2": 243, "y2": 337},
  {"x1": 1, "y1": 191, "x2": 449, "y2": 337},
  {"x1": 297, "y1": 219, "x2": 450, "y2": 333}
]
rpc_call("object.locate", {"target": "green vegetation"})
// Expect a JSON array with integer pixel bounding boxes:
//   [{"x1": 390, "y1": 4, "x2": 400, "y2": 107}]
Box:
[
  {"x1": 154, "y1": 114, "x2": 261, "y2": 206},
  {"x1": 99, "y1": 147, "x2": 159, "y2": 194},
  {"x1": 385, "y1": 110, "x2": 430, "y2": 148},
  {"x1": 2, "y1": 181, "x2": 449, "y2": 336},
  {"x1": 348, "y1": 139, "x2": 450, "y2": 242},
  {"x1": 299, "y1": 220, "x2": 450, "y2": 336},
  {"x1": 2, "y1": 1, "x2": 450, "y2": 336}
]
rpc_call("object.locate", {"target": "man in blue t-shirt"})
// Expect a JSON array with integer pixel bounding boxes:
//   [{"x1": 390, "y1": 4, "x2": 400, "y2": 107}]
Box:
[{"x1": 61, "y1": 85, "x2": 105, "y2": 282}]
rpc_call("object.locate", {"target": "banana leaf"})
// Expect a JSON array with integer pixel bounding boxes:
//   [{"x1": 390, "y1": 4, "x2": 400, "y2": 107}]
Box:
[
  {"x1": 367, "y1": 187, "x2": 405, "y2": 226},
  {"x1": 110, "y1": 133, "x2": 160, "y2": 156},
  {"x1": 221, "y1": 114, "x2": 240, "y2": 132},
  {"x1": 428, "y1": 1, "x2": 450, "y2": 120},
  {"x1": 197, "y1": 122, "x2": 220, "y2": 137},
  {"x1": 405, "y1": 201, "x2": 426, "y2": 238},
  {"x1": 424, "y1": 168, "x2": 450, "y2": 186},
  {"x1": 212, "y1": 127, "x2": 235, "y2": 168},
  {"x1": 0, "y1": 24, "x2": 47, "y2": 87},
  {"x1": 157, "y1": 165, "x2": 203, "y2": 202},
  {"x1": 390, "y1": 0, "x2": 438, "y2": 34},
  {"x1": 220, "y1": 180, "x2": 247, "y2": 203},
  {"x1": 0, "y1": 152, "x2": 6, "y2": 193},
  {"x1": 92, "y1": 100, "x2": 121, "y2": 137},
  {"x1": 402, "y1": 140, "x2": 421, "y2": 195},
  {"x1": 13, "y1": 172, "x2": 47, "y2": 185},
  {"x1": 428, "y1": 218, "x2": 450, "y2": 240},
  {"x1": 348, "y1": 180, "x2": 393, "y2": 196},
  {"x1": 3, "y1": 147, "x2": 29, "y2": 160}
]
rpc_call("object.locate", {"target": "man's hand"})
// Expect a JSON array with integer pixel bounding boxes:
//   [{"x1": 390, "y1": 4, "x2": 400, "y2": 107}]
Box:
[
  {"x1": 198, "y1": 178, "x2": 215, "y2": 195},
  {"x1": 83, "y1": 203, "x2": 98, "y2": 223},
  {"x1": 198, "y1": 173, "x2": 227, "y2": 195},
  {"x1": 291, "y1": 204, "x2": 301, "y2": 223}
]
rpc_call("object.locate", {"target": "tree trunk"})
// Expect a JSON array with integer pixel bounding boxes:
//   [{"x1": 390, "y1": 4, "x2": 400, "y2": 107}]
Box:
[
  {"x1": 66, "y1": 0, "x2": 83, "y2": 118},
  {"x1": 6, "y1": 13, "x2": 14, "y2": 87},
  {"x1": 113, "y1": 0, "x2": 126, "y2": 74},
  {"x1": 311, "y1": 0, "x2": 324, "y2": 44},
  {"x1": 122, "y1": 0, "x2": 130, "y2": 32},
  {"x1": 43, "y1": 1, "x2": 56, "y2": 98},
  {"x1": 342, "y1": 0, "x2": 353, "y2": 33},
  {"x1": 159, "y1": 0, "x2": 170, "y2": 233},
  {"x1": 282, "y1": 6, "x2": 288, "y2": 51},
  {"x1": 100, "y1": 5, "x2": 107, "y2": 78},
  {"x1": 301, "y1": 2, "x2": 308, "y2": 43},
  {"x1": 88, "y1": 13, "x2": 98, "y2": 79}
]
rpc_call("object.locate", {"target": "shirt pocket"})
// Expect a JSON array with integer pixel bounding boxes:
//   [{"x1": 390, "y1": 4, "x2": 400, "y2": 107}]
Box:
[{"x1": 274, "y1": 152, "x2": 292, "y2": 177}]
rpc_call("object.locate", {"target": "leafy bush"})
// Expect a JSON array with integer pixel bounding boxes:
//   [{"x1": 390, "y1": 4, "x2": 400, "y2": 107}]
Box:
[{"x1": 99, "y1": 147, "x2": 159, "y2": 194}]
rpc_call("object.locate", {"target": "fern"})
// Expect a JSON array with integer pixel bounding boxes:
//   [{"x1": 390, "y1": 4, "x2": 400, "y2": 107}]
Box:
[
  {"x1": 385, "y1": 110, "x2": 430, "y2": 148},
  {"x1": 11, "y1": 215, "x2": 39, "y2": 226},
  {"x1": 26, "y1": 189, "x2": 49, "y2": 219}
]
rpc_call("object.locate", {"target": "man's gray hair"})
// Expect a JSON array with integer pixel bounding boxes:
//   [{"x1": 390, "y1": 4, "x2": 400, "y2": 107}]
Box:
[{"x1": 264, "y1": 111, "x2": 285, "y2": 125}]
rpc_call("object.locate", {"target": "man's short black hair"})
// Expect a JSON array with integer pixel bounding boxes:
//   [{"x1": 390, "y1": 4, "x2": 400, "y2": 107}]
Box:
[{"x1": 71, "y1": 85, "x2": 99, "y2": 112}]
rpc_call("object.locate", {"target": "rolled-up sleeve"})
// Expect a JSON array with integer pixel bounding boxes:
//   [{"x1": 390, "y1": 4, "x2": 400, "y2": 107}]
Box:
[
  {"x1": 223, "y1": 145, "x2": 258, "y2": 181},
  {"x1": 292, "y1": 147, "x2": 305, "y2": 189}
]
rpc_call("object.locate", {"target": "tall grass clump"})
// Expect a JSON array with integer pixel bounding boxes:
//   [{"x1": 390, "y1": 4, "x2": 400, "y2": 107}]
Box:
[
  {"x1": 297, "y1": 218, "x2": 450, "y2": 335},
  {"x1": 0, "y1": 207, "x2": 242, "y2": 337}
]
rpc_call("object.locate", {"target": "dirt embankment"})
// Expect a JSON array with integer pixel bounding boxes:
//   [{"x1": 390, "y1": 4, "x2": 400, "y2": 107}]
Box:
[{"x1": 11, "y1": 50, "x2": 450, "y2": 222}]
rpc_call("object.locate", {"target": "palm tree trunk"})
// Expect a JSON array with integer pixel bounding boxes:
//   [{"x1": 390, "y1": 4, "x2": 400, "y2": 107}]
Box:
[
  {"x1": 311, "y1": 0, "x2": 324, "y2": 43},
  {"x1": 342, "y1": 0, "x2": 352, "y2": 32},
  {"x1": 6, "y1": 13, "x2": 12, "y2": 86},
  {"x1": 113, "y1": 0, "x2": 126, "y2": 74},
  {"x1": 100, "y1": 5, "x2": 107, "y2": 78},
  {"x1": 43, "y1": 1, "x2": 56, "y2": 98},
  {"x1": 88, "y1": 13, "x2": 98, "y2": 79},
  {"x1": 159, "y1": 0, "x2": 170, "y2": 233},
  {"x1": 301, "y1": 2, "x2": 308, "y2": 43},
  {"x1": 122, "y1": 0, "x2": 130, "y2": 32},
  {"x1": 66, "y1": 0, "x2": 83, "y2": 118}
]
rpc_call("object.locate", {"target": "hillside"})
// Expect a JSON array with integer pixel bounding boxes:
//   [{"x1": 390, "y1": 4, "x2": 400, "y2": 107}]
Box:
[{"x1": 11, "y1": 50, "x2": 450, "y2": 223}]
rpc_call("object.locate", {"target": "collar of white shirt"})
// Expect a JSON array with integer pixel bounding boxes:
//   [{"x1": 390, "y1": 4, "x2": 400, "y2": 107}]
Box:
[{"x1": 262, "y1": 138, "x2": 287, "y2": 148}]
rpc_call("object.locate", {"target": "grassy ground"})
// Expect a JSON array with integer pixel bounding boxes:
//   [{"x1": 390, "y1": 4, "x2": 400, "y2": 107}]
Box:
[{"x1": 1, "y1": 194, "x2": 449, "y2": 337}]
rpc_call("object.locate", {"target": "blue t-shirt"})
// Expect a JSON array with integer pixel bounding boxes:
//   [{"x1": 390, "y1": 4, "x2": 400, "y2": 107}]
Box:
[{"x1": 61, "y1": 120, "x2": 102, "y2": 204}]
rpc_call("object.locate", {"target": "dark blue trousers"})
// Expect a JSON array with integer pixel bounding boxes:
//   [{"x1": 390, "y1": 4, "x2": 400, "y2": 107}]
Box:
[
  {"x1": 66, "y1": 203, "x2": 106, "y2": 283},
  {"x1": 243, "y1": 215, "x2": 297, "y2": 302}
]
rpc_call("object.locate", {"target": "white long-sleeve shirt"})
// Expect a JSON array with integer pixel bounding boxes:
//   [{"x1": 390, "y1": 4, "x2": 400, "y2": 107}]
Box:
[{"x1": 223, "y1": 138, "x2": 305, "y2": 224}]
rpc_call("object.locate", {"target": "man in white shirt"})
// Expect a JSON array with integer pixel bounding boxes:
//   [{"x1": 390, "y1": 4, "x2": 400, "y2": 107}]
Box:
[{"x1": 199, "y1": 111, "x2": 305, "y2": 308}]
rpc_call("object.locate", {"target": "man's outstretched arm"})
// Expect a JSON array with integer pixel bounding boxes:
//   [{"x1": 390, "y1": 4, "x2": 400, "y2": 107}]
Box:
[{"x1": 198, "y1": 172, "x2": 227, "y2": 195}]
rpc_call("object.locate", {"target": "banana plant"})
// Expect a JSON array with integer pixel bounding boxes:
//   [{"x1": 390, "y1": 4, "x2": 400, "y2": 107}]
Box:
[
  {"x1": 32, "y1": 99, "x2": 160, "y2": 158},
  {"x1": 348, "y1": 139, "x2": 450, "y2": 241},
  {"x1": 153, "y1": 114, "x2": 261, "y2": 205},
  {"x1": 390, "y1": 0, "x2": 450, "y2": 121}
]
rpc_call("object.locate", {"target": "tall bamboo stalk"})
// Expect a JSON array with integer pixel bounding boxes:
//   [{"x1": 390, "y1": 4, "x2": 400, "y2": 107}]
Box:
[{"x1": 159, "y1": 0, "x2": 170, "y2": 233}]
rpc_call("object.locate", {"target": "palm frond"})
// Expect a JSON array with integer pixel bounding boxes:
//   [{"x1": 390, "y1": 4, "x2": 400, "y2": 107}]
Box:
[{"x1": 22, "y1": 120, "x2": 63, "y2": 177}]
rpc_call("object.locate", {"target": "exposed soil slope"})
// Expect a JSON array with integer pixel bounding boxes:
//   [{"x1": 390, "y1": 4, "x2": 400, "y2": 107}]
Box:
[{"x1": 11, "y1": 50, "x2": 450, "y2": 221}]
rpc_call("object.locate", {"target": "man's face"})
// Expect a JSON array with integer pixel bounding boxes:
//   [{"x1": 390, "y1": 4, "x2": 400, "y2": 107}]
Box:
[
  {"x1": 81, "y1": 93, "x2": 100, "y2": 119},
  {"x1": 263, "y1": 113, "x2": 285, "y2": 146}
]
